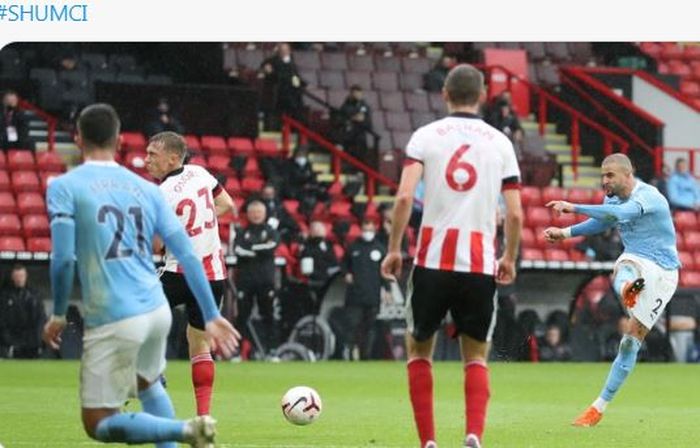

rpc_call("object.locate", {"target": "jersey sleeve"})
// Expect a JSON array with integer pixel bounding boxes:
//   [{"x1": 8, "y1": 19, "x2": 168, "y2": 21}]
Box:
[
  {"x1": 632, "y1": 187, "x2": 659, "y2": 215},
  {"x1": 405, "y1": 129, "x2": 426, "y2": 163},
  {"x1": 500, "y1": 138, "x2": 521, "y2": 190},
  {"x1": 152, "y1": 187, "x2": 184, "y2": 238},
  {"x1": 46, "y1": 177, "x2": 75, "y2": 220}
]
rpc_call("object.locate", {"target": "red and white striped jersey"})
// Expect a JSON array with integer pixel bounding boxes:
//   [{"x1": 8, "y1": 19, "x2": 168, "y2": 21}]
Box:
[
  {"x1": 159, "y1": 164, "x2": 227, "y2": 281},
  {"x1": 406, "y1": 112, "x2": 520, "y2": 275}
]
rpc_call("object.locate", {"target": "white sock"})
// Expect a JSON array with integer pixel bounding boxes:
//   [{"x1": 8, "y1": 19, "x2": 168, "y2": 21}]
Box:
[{"x1": 592, "y1": 397, "x2": 608, "y2": 413}]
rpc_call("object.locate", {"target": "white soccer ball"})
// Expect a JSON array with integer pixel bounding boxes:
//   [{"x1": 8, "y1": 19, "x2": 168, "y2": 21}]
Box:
[{"x1": 280, "y1": 386, "x2": 322, "y2": 425}]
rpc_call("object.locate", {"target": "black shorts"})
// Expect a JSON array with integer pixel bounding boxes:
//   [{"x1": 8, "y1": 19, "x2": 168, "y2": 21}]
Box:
[
  {"x1": 406, "y1": 266, "x2": 497, "y2": 342},
  {"x1": 161, "y1": 271, "x2": 225, "y2": 330}
]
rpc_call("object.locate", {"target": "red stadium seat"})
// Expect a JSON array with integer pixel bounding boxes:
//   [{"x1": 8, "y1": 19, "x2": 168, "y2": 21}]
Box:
[
  {"x1": 520, "y1": 227, "x2": 536, "y2": 248},
  {"x1": 552, "y1": 212, "x2": 577, "y2": 228},
  {"x1": 224, "y1": 176, "x2": 241, "y2": 195},
  {"x1": 201, "y1": 136, "x2": 228, "y2": 156},
  {"x1": 674, "y1": 211, "x2": 698, "y2": 231},
  {"x1": 661, "y1": 43, "x2": 684, "y2": 60},
  {"x1": 242, "y1": 157, "x2": 261, "y2": 178},
  {"x1": 401, "y1": 56, "x2": 432, "y2": 74},
  {"x1": 639, "y1": 42, "x2": 662, "y2": 57},
  {"x1": 520, "y1": 186, "x2": 543, "y2": 207},
  {"x1": 379, "y1": 92, "x2": 405, "y2": 112},
  {"x1": 541, "y1": 186, "x2": 566, "y2": 204},
  {"x1": 326, "y1": 181, "x2": 345, "y2": 201},
  {"x1": 521, "y1": 248, "x2": 544, "y2": 260},
  {"x1": 525, "y1": 207, "x2": 552, "y2": 228},
  {"x1": 680, "y1": 271, "x2": 700, "y2": 288},
  {"x1": 188, "y1": 155, "x2": 207, "y2": 168},
  {"x1": 35, "y1": 151, "x2": 66, "y2": 172},
  {"x1": 678, "y1": 251, "x2": 695, "y2": 270},
  {"x1": 375, "y1": 56, "x2": 401, "y2": 72},
  {"x1": 0, "y1": 171, "x2": 10, "y2": 192},
  {"x1": 345, "y1": 71, "x2": 373, "y2": 91},
  {"x1": 683, "y1": 231, "x2": 700, "y2": 250},
  {"x1": 545, "y1": 248, "x2": 570, "y2": 262},
  {"x1": 23, "y1": 214, "x2": 50, "y2": 237},
  {"x1": 591, "y1": 190, "x2": 606, "y2": 204},
  {"x1": 321, "y1": 52, "x2": 348, "y2": 71},
  {"x1": 16, "y1": 192, "x2": 45, "y2": 216},
  {"x1": 566, "y1": 187, "x2": 593, "y2": 203},
  {"x1": 348, "y1": 53, "x2": 375, "y2": 71},
  {"x1": 680, "y1": 80, "x2": 700, "y2": 97},
  {"x1": 241, "y1": 177, "x2": 264, "y2": 194},
  {"x1": 363, "y1": 201, "x2": 381, "y2": 222},
  {"x1": 311, "y1": 203, "x2": 329, "y2": 222},
  {"x1": 0, "y1": 192, "x2": 16, "y2": 214},
  {"x1": 11, "y1": 171, "x2": 40, "y2": 193},
  {"x1": 0, "y1": 214, "x2": 21, "y2": 236},
  {"x1": 207, "y1": 155, "x2": 234, "y2": 177},
  {"x1": 676, "y1": 232, "x2": 686, "y2": 251},
  {"x1": 184, "y1": 135, "x2": 201, "y2": 152},
  {"x1": 403, "y1": 92, "x2": 431, "y2": 112},
  {"x1": 559, "y1": 235, "x2": 585, "y2": 250},
  {"x1": 694, "y1": 252, "x2": 700, "y2": 271},
  {"x1": 26, "y1": 236, "x2": 51, "y2": 252},
  {"x1": 346, "y1": 223, "x2": 361, "y2": 244},
  {"x1": 329, "y1": 201, "x2": 353, "y2": 222},
  {"x1": 372, "y1": 71, "x2": 399, "y2": 91},
  {"x1": 534, "y1": 227, "x2": 550, "y2": 249},
  {"x1": 318, "y1": 70, "x2": 345, "y2": 90},
  {"x1": 228, "y1": 137, "x2": 255, "y2": 157},
  {"x1": 39, "y1": 171, "x2": 61, "y2": 192},
  {"x1": 0, "y1": 151, "x2": 5, "y2": 169},
  {"x1": 7, "y1": 150, "x2": 35, "y2": 171},
  {"x1": 568, "y1": 249, "x2": 588, "y2": 261},
  {"x1": 384, "y1": 112, "x2": 412, "y2": 132},
  {"x1": 0, "y1": 236, "x2": 25, "y2": 251},
  {"x1": 120, "y1": 132, "x2": 146, "y2": 151},
  {"x1": 254, "y1": 138, "x2": 280, "y2": 157},
  {"x1": 333, "y1": 243, "x2": 345, "y2": 261}
]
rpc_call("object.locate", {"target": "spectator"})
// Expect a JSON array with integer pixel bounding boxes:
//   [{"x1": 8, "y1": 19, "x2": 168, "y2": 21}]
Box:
[
  {"x1": 338, "y1": 85, "x2": 375, "y2": 168},
  {"x1": 0, "y1": 264, "x2": 46, "y2": 358},
  {"x1": 665, "y1": 291, "x2": 699, "y2": 363},
  {"x1": 298, "y1": 220, "x2": 341, "y2": 313},
  {"x1": 423, "y1": 55, "x2": 457, "y2": 92},
  {"x1": 1, "y1": 90, "x2": 30, "y2": 150},
  {"x1": 284, "y1": 145, "x2": 325, "y2": 217},
  {"x1": 667, "y1": 158, "x2": 700, "y2": 211},
  {"x1": 575, "y1": 228, "x2": 624, "y2": 261},
  {"x1": 234, "y1": 200, "x2": 281, "y2": 359},
  {"x1": 259, "y1": 43, "x2": 305, "y2": 129},
  {"x1": 486, "y1": 93, "x2": 524, "y2": 151},
  {"x1": 342, "y1": 218, "x2": 389, "y2": 360},
  {"x1": 650, "y1": 163, "x2": 671, "y2": 200},
  {"x1": 260, "y1": 182, "x2": 299, "y2": 243},
  {"x1": 539, "y1": 325, "x2": 572, "y2": 362},
  {"x1": 144, "y1": 98, "x2": 185, "y2": 137}
]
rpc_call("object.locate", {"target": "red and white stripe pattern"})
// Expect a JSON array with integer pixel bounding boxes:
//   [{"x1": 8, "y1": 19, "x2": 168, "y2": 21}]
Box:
[{"x1": 405, "y1": 114, "x2": 521, "y2": 275}]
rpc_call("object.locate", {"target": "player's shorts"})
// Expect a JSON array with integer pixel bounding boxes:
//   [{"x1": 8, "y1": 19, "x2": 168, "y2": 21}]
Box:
[
  {"x1": 161, "y1": 271, "x2": 225, "y2": 330},
  {"x1": 615, "y1": 253, "x2": 679, "y2": 330},
  {"x1": 80, "y1": 304, "x2": 171, "y2": 408},
  {"x1": 405, "y1": 266, "x2": 498, "y2": 342}
]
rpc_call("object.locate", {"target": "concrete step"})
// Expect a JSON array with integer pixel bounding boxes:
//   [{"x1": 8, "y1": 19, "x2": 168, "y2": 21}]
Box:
[
  {"x1": 316, "y1": 173, "x2": 349, "y2": 184},
  {"x1": 562, "y1": 166, "x2": 600, "y2": 176},
  {"x1": 554, "y1": 154, "x2": 595, "y2": 164},
  {"x1": 311, "y1": 162, "x2": 331, "y2": 174},
  {"x1": 560, "y1": 177, "x2": 601, "y2": 188},
  {"x1": 353, "y1": 194, "x2": 394, "y2": 204},
  {"x1": 521, "y1": 121, "x2": 556, "y2": 133}
]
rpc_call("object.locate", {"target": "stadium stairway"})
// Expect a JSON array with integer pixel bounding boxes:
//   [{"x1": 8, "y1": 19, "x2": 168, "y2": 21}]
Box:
[{"x1": 521, "y1": 118, "x2": 600, "y2": 189}]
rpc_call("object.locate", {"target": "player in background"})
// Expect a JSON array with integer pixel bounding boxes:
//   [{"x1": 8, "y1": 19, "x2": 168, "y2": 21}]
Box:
[
  {"x1": 42, "y1": 104, "x2": 240, "y2": 448},
  {"x1": 544, "y1": 153, "x2": 680, "y2": 427},
  {"x1": 381, "y1": 64, "x2": 523, "y2": 448},
  {"x1": 145, "y1": 131, "x2": 236, "y2": 416}
]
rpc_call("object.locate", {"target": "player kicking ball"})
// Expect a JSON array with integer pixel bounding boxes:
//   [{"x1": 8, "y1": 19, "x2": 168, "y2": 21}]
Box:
[
  {"x1": 544, "y1": 153, "x2": 680, "y2": 427},
  {"x1": 145, "y1": 131, "x2": 237, "y2": 417}
]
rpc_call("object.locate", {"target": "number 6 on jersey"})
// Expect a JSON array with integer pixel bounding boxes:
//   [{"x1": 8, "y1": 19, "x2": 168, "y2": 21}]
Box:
[{"x1": 445, "y1": 144, "x2": 477, "y2": 192}]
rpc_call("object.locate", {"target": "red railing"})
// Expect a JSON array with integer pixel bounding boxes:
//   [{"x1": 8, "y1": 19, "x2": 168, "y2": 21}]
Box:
[
  {"x1": 281, "y1": 115, "x2": 398, "y2": 202},
  {"x1": 475, "y1": 64, "x2": 635, "y2": 179},
  {"x1": 665, "y1": 147, "x2": 700, "y2": 175},
  {"x1": 558, "y1": 67, "x2": 664, "y2": 174},
  {"x1": 17, "y1": 98, "x2": 59, "y2": 152}
]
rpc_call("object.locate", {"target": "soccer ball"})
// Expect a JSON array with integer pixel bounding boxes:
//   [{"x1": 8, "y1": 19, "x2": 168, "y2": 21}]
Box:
[{"x1": 280, "y1": 386, "x2": 322, "y2": 425}]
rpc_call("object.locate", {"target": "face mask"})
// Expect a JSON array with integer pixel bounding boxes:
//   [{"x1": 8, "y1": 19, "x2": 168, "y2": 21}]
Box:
[
  {"x1": 295, "y1": 157, "x2": 307, "y2": 167},
  {"x1": 282, "y1": 55, "x2": 291, "y2": 63},
  {"x1": 361, "y1": 231, "x2": 375, "y2": 242}
]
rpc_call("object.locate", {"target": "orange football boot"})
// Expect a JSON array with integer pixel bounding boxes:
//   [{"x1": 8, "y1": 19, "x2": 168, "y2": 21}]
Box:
[
  {"x1": 622, "y1": 278, "x2": 645, "y2": 308},
  {"x1": 572, "y1": 406, "x2": 603, "y2": 427}
]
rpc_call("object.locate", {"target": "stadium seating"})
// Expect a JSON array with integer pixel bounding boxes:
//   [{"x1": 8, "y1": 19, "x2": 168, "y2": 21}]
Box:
[
  {"x1": 121, "y1": 132, "x2": 147, "y2": 151},
  {"x1": 11, "y1": 171, "x2": 40, "y2": 193},
  {"x1": 22, "y1": 214, "x2": 50, "y2": 238},
  {"x1": 0, "y1": 236, "x2": 25, "y2": 251},
  {"x1": 36, "y1": 151, "x2": 66, "y2": 172},
  {"x1": 26, "y1": 236, "x2": 51, "y2": 252},
  {"x1": 228, "y1": 137, "x2": 255, "y2": 157},
  {"x1": 7, "y1": 150, "x2": 36, "y2": 171},
  {"x1": 0, "y1": 192, "x2": 17, "y2": 214},
  {"x1": 16, "y1": 193, "x2": 45, "y2": 216},
  {"x1": 0, "y1": 214, "x2": 21, "y2": 236}
]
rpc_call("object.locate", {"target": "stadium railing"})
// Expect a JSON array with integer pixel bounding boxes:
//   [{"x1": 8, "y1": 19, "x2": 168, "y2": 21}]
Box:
[{"x1": 17, "y1": 97, "x2": 58, "y2": 153}]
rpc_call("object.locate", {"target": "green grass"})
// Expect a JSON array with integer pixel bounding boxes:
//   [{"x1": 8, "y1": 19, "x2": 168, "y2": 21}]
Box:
[{"x1": 1, "y1": 361, "x2": 699, "y2": 447}]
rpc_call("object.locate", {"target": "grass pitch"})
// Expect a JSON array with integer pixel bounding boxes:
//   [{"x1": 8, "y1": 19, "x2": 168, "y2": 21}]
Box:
[{"x1": 0, "y1": 360, "x2": 698, "y2": 447}]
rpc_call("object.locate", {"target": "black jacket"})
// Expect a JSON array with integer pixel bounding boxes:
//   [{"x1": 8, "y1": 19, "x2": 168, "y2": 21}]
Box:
[
  {"x1": 0, "y1": 286, "x2": 46, "y2": 352},
  {"x1": 343, "y1": 237, "x2": 388, "y2": 306},
  {"x1": 234, "y1": 223, "x2": 279, "y2": 286},
  {"x1": 0, "y1": 105, "x2": 29, "y2": 150},
  {"x1": 298, "y1": 237, "x2": 340, "y2": 286}
]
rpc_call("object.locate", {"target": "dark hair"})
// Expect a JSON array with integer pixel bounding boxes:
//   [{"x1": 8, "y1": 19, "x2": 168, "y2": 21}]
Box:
[
  {"x1": 11, "y1": 263, "x2": 26, "y2": 272},
  {"x1": 149, "y1": 131, "x2": 187, "y2": 162},
  {"x1": 444, "y1": 64, "x2": 484, "y2": 106},
  {"x1": 350, "y1": 84, "x2": 362, "y2": 92},
  {"x1": 77, "y1": 103, "x2": 121, "y2": 150}
]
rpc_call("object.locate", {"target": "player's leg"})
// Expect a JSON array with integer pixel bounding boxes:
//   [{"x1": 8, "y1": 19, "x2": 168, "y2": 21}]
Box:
[
  {"x1": 451, "y1": 273, "x2": 497, "y2": 448},
  {"x1": 186, "y1": 280, "x2": 225, "y2": 416},
  {"x1": 612, "y1": 259, "x2": 644, "y2": 308},
  {"x1": 574, "y1": 259, "x2": 678, "y2": 427},
  {"x1": 405, "y1": 266, "x2": 449, "y2": 448},
  {"x1": 82, "y1": 306, "x2": 201, "y2": 445}
]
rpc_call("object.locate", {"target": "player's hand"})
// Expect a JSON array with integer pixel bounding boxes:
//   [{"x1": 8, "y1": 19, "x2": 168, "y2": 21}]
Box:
[
  {"x1": 381, "y1": 251, "x2": 403, "y2": 282},
  {"x1": 205, "y1": 317, "x2": 241, "y2": 359},
  {"x1": 43, "y1": 316, "x2": 67, "y2": 350},
  {"x1": 496, "y1": 256, "x2": 517, "y2": 285},
  {"x1": 546, "y1": 200, "x2": 575, "y2": 216},
  {"x1": 543, "y1": 227, "x2": 566, "y2": 243}
]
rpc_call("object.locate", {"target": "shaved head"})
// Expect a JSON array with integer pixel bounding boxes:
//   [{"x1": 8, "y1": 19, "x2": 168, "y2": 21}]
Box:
[{"x1": 602, "y1": 153, "x2": 634, "y2": 174}]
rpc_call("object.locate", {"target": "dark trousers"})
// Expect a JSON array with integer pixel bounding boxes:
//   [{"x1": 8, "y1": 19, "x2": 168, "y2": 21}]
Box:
[
  {"x1": 236, "y1": 281, "x2": 281, "y2": 353},
  {"x1": 344, "y1": 303, "x2": 379, "y2": 360}
]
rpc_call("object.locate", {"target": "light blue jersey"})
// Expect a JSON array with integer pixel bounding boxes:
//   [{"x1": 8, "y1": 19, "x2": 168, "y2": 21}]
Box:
[
  {"x1": 47, "y1": 161, "x2": 183, "y2": 328},
  {"x1": 574, "y1": 179, "x2": 680, "y2": 270}
]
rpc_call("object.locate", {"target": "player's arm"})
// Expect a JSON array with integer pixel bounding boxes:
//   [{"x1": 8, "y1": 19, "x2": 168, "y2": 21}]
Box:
[
  {"x1": 43, "y1": 181, "x2": 76, "y2": 349},
  {"x1": 500, "y1": 188, "x2": 523, "y2": 263},
  {"x1": 381, "y1": 161, "x2": 423, "y2": 280},
  {"x1": 574, "y1": 201, "x2": 642, "y2": 223},
  {"x1": 213, "y1": 184, "x2": 237, "y2": 218}
]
